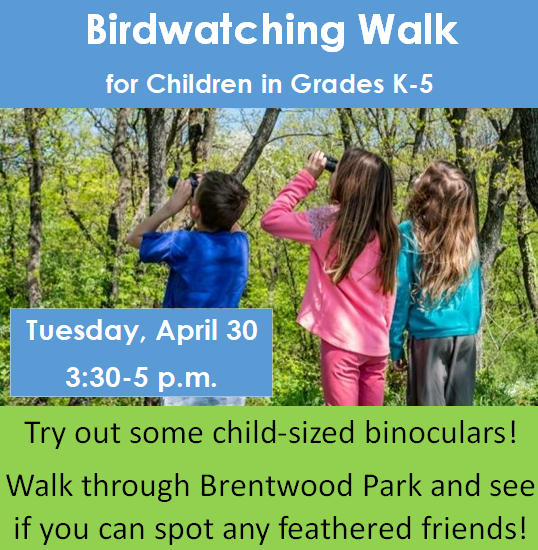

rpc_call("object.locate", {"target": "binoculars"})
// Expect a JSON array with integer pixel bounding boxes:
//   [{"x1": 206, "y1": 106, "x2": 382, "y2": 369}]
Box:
[
  {"x1": 324, "y1": 156, "x2": 339, "y2": 173},
  {"x1": 308, "y1": 154, "x2": 339, "y2": 173},
  {"x1": 167, "y1": 173, "x2": 199, "y2": 197}
]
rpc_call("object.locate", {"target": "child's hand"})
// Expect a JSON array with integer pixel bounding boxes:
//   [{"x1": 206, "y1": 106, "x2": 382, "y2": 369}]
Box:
[
  {"x1": 126, "y1": 179, "x2": 192, "y2": 248},
  {"x1": 304, "y1": 150, "x2": 327, "y2": 180},
  {"x1": 166, "y1": 179, "x2": 192, "y2": 216},
  {"x1": 392, "y1": 359, "x2": 408, "y2": 372}
]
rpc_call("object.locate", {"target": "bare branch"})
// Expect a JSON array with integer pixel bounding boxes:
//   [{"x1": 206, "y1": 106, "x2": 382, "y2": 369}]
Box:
[{"x1": 232, "y1": 108, "x2": 281, "y2": 183}]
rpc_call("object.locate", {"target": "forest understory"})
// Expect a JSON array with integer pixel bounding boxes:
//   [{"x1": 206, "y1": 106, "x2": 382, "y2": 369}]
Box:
[{"x1": 2, "y1": 108, "x2": 538, "y2": 406}]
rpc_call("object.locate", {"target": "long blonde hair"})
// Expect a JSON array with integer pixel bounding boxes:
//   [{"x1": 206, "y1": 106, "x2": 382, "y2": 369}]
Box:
[
  {"x1": 327, "y1": 148, "x2": 399, "y2": 293},
  {"x1": 406, "y1": 161, "x2": 478, "y2": 306}
]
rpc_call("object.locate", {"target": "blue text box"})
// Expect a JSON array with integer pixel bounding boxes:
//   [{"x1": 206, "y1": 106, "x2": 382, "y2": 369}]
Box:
[{"x1": 10, "y1": 309, "x2": 273, "y2": 397}]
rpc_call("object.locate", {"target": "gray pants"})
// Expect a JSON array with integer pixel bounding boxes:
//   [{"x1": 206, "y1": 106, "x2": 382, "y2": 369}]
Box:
[
  {"x1": 408, "y1": 336, "x2": 476, "y2": 406},
  {"x1": 161, "y1": 397, "x2": 246, "y2": 406}
]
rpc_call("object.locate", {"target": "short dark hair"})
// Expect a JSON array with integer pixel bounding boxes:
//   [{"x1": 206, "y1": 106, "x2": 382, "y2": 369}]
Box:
[{"x1": 195, "y1": 171, "x2": 250, "y2": 231}]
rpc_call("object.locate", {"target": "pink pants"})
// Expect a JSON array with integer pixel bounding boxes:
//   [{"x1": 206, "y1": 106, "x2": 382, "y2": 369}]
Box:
[{"x1": 321, "y1": 340, "x2": 387, "y2": 406}]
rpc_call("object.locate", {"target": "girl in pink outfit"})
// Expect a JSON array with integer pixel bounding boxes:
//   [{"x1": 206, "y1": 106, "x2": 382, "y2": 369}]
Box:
[{"x1": 261, "y1": 149, "x2": 399, "y2": 406}]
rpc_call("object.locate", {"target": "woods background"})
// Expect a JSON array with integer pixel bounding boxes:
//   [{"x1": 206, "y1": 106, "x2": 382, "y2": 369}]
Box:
[{"x1": 2, "y1": 108, "x2": 538, "y2": 406}]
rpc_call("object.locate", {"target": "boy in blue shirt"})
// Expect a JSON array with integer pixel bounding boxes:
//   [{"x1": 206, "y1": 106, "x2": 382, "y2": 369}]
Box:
[{"x1": 126, "y1": 171, "x2": 250, "y2": 406}]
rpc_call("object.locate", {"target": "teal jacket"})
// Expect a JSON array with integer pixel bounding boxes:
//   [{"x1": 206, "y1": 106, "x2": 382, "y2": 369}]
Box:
[{"x1": 389, "y1": 221, "x2": 482, "y2": 361}]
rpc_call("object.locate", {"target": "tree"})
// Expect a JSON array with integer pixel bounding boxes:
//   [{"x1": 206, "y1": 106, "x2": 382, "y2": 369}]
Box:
[
  {"x1": 444, "y1": 109, "x2": 520, "y2": 274},
  {"x1": 0, "y1": 116, "x2": 20, "y2": 302},
  {"x1": 520, "y1": 109, "x2": 538, "y2": 215},
  {"x1": 407, "y1": 108, "x2": 429, "y2": 188},
  {"x1": 444, "y1": 109, "x2": 478, "y2": 214},
  {"x1": 144, "y1": 108, "x2": 168, "y2": 215},
  {"x1": 105, "y1": 108, "x2": 132, "y2": 305},
  {"x1": 188, "y1": 108, "x2": 217, "y2": 166},
  {"x1": 516, "y1": 183, "x2": 538, "y2": 333},
  {"x1": 478, "y1": 109, "x2": 520, "y2": 274},
  {"x1": 24, "y1": 108, "x2": 46, "y2": 308},
  {"x1": 232, "y1": 108, "x2": 281, "y2": 183},
  {"x1": 336, "y1": 108, "x2": 353, "y2": 150}
]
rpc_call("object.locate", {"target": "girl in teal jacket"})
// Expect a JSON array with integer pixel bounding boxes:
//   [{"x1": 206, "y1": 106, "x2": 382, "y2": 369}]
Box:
[{"x1": 389, "y1": 161, "x2": 482, "y2": 406}]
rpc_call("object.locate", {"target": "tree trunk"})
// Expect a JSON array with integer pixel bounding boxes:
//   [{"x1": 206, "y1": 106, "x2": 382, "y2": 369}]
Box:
[
  {"x1": 445, "y1": 109, "x2": 519, "y2": 369},
  {"x1": 132, "y1": 187, "x2": 150, "y2": 226},
  {"x1": 24, "y1": 108, "x2": 45, "y2": 308},
  {"x1": 144, "y1": 108, "x2": 169, "y2": 406},
  {"x1": 232, "y1": 108, "x2": 281, "y2": 183},
  {"x1": 336, "y1": 108, "x2": 353, "y2": 150},
  {"x1": 144, "y1": 108, "x2": 168, "y2": 215},
  {"x1": 0, "y1": 156, "x2": 18, "y2": 300},
  {"x1": 479, "y1": 110, "x2": 520, "y2": 274},
  {"x1": 166, "y1": 108, "x2": 189, "y2": 174},
  {"x1": 407, "y1": 108, "x2": 428, "y2": 189},
  {"x1": 364, "y1": 108, "x2": 399, "y2": 170},
  {"x1": 166, "y1": 108, "x2": 188, "y2": 155},
  {"x1": 23, "y1": 108, "x2": 48, "y2": 405},
  {"x1": 188, "y1": 108, "x2": 217, "y2": 166},
  {"x1": 516, "y1": 183, "x2": 538, "y2": 333},
  {"x1": 343, "y1": 109, "x2": 365, "y2": 148},
  {"x1": 104, "y1": 108, "x2": 132, "y2": 306},
  {"x1": 519, "y1": 109, "x2": 538, "y2": 215},
  {"x1": 444, "y1": 108, "x2": 479, "y2": 218}
]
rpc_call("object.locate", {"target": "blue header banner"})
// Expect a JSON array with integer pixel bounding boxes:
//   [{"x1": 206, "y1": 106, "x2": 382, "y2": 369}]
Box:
[
  {"x1": 10, "y1": 309, "x2": 273, "y2": 398},
  {"x1": 1, "y1": 0, "x2": 536, "y2": 106}
]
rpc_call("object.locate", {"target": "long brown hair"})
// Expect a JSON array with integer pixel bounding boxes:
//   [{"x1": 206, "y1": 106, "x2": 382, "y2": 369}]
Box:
[
  {"x1": 406, "y1": 161, "x2": 478, "y2": 305},
  {"x1": 327, "y1": 148, "x2": 399, "y2": 293}
]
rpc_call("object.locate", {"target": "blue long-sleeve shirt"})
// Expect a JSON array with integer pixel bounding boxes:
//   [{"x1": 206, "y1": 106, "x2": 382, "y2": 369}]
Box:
[
  {"x1": 140, "y1": 229, "x2": 249, "y2": 308},
  {"x1": 389, "y1": 221, "x2": 482, "y2": 361}
]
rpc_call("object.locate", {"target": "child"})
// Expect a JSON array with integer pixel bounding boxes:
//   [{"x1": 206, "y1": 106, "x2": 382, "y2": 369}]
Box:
[
  {"x1": 126, "y1": 171, "x2": 250, "y2": 406},
  {"x1": 261, "y1": 149, "x2": 399, "y2": 406},
  {"x1": 389, "y1": 161, "x2": 482, "y2": 406}
]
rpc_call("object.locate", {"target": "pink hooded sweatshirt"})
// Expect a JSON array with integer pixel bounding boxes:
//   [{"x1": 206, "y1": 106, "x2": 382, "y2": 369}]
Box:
[{"x1": 261, "y1": 170, "x2": 395, "y2": 356}]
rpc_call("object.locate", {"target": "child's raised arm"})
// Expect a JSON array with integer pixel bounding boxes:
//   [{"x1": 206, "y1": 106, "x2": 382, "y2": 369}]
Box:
[
  {"x1": 260, "y1": 151, "x2": 326, "y2": 245},
  {"x1": 126, "y1": 179, "x2": 191, "y2": 249}
]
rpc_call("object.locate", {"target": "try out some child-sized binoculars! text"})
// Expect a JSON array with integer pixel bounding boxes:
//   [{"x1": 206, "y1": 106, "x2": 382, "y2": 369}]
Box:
[{"x1": 167, "y1": 173, "x2": 200, "y2": 197}]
